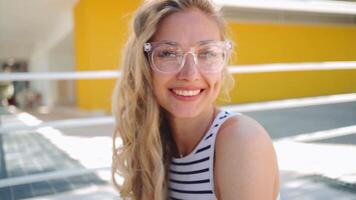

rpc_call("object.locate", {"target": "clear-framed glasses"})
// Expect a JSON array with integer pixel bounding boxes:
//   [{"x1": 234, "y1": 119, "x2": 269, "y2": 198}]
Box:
[{"x1": 143, "y1": 40, "x2": 232, "y2": 74}]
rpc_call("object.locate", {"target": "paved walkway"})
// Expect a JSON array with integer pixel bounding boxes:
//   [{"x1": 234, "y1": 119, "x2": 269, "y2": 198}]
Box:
[
  {"x1": 0, "y1": 107, "x2": 109, "y2": 200},
  {"x1": 247, "y1": 101, "x2": 356, "y2": 199},
  {"x1": 0, "y1": 101, "x2": 355, "y2": 199}
]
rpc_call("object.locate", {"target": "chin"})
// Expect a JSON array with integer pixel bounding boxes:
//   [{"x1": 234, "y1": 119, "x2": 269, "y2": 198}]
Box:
[{"x1": 166, "y1": 105, "x2": 202, "y2": 119}]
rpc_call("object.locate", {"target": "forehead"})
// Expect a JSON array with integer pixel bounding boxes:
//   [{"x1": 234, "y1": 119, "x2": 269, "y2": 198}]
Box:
[{"x1": 151, "y1": 8, "x2": 221, "y2": 46}]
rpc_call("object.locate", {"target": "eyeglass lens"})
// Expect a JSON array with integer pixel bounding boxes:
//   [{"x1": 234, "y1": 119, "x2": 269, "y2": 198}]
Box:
[{"x1": 151, "y1": 43, "x2": 227, "y2": 73}]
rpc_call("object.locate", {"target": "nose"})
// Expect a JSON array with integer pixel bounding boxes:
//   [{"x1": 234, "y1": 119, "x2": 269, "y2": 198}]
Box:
[{"x1": 177, "y1": 53, "x2": 199, "y2": 81}]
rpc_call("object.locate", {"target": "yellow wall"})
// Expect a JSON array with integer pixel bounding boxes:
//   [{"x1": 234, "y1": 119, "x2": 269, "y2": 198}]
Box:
[
  {"x1": 228, "y1": 22, "x2": 356, "y2": 64},
  {"x1": 74, "y1": 1, "x2": 356, "y2": 110},
  {"x1": 74, "y1": 0, "x2": 141, "y2": 110},
  {"x1": 226, "y1": 21, "x2": 356, "y2": 104}
]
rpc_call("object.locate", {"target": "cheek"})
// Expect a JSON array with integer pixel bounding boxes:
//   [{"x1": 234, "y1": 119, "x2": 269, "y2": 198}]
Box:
[
  {"x1": 210, "y1": 73, "x2": 222, "y2": 90},
  {"x1": 206, "y1": 73, "x2": 222, "y2": 99},
  {"x1": 152, "y1": 73, "x2": 170, "y2": 101},
  {"x1": 213, "y1": 80, "x2": 222, "y2": 98},
  {"x1": 152, "y1": 74, "x2": 162, "y2": 96}
]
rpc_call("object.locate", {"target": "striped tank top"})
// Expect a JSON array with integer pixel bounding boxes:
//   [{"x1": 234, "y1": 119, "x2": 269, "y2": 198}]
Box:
[
  {"x1": 168, "y1": 110, "x2": 281, "y2": 200},
  {"x1": 168, "y1": 110, "x2": 236, "y2": 200}
]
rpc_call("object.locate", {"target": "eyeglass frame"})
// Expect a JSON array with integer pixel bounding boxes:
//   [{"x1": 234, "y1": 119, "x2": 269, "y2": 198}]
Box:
[{"x1": 143, "y1": 40, "x2": 232, "y2": 74}]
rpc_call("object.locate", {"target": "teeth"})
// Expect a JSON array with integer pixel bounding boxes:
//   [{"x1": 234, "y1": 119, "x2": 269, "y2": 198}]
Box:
[{"x1": 172, "y1": 89, "x2": 201, "y2": 97}]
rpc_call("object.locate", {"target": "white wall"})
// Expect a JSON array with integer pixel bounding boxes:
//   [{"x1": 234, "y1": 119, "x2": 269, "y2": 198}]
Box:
[
  {"x1": 48, "y1": 32, "x2": 75, "y2": 105},
  {"x1": 28, "y1": 7, "x2": 75, "y2": 107}
]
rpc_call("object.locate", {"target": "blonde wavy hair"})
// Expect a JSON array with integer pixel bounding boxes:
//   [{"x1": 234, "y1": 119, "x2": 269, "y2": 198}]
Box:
[{"x1": 112, "y1": 0, "x2": 235, "y2": 199}]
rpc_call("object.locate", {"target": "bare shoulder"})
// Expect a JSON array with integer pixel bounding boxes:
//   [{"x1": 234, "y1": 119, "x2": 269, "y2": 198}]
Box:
[
  {"x1": 217, "y1": 114, "x2": 273, "y2": 150},
  {"x1": 214, "y1": 114, "x2": 279, "y2": 200}
]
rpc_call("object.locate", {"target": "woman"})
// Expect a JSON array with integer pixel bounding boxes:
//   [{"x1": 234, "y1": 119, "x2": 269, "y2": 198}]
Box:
[{"x1": 112, "y1": 0, "x2": 280, "y2": 199}]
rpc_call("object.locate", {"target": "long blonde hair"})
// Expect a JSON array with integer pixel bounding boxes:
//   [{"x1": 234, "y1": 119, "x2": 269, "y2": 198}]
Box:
[{"x1": 112, "y1": 0, "x2": 234, "y2": 199}]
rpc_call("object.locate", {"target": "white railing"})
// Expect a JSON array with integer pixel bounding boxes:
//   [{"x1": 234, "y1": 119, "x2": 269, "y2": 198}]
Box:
[
  {"x1": 0, "y1": 116, "x2": 114, "y2": 133},
  {"x1": 1, "y1": 61, "x2": 356, "y2": 81},
  {"x1": 1, "y1": 93, "x2": 356, "y2": 134},
  {"x1": 0, "y1": 167, "x2": 109, "y2": 188},
  {"x1": 0, "y1": 61, "x2": 356, "y2": 188}
]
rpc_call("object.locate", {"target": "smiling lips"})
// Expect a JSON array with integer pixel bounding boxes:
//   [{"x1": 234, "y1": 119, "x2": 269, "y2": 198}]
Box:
[
  {"x1": 170, "y1": 88, "x2": 204, "y2": 100},
  {"x1": 173, "y1": 89, "x2": 201, "y2": 96}
]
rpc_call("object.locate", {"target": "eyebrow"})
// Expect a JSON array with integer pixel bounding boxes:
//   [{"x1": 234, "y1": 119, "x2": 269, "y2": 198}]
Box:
[
  {"x1": 155, "y1": 39, "x2": 220, "y2": 46},
  {"x1": 156, "y1": 40, "x2": 179, "y2": 46},
  {"x1": 198, "y1": 40, "x2": 219, "y2": 45}
]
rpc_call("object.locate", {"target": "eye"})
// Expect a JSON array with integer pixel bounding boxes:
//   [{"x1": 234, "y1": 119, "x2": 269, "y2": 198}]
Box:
[
  {"x1": 157, "y1": 50, "x2": 178, "y2": 58},
  {"x1": 199, "y1": 51, "x2": 218, "y2": 59}
]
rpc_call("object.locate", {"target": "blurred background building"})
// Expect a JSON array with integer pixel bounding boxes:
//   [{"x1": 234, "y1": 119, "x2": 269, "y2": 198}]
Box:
[
  {"x1": 0, "y1": 0, "x2": 356, "y2": 199},
  {"x1": 1, "y1": 0, "x2": 355, "y2": 111}
]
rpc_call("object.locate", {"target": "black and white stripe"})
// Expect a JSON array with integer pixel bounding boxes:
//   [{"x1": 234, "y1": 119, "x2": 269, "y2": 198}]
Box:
[{"x1": 168, "y1": 110, "x2": 235, "y2": 200}]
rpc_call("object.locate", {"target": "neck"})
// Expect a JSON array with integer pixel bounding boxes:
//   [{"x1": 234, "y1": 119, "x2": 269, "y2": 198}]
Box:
[{"x1": 168, "y1": 106, "x2": 217, "y2": 157}]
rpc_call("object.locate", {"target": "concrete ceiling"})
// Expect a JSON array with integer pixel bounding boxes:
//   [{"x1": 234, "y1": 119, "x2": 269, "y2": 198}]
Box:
[{"x1": 0, "y1": 0, "x2": 77, "y2": 61}]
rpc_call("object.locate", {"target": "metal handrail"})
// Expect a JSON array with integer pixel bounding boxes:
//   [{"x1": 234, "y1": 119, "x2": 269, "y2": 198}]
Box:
[
  {"x1": 0, "y1": 61, "x2": 355, "y2": 81},
  {"x1": 0, "y1": 166, "x2": 110, "y2": 188},
  {"x1": 1, "y1": 93, "x2": 356, "y2": 134},
  {"x1": 1, "y1": 61, "x2": 356, "y2": 189}
]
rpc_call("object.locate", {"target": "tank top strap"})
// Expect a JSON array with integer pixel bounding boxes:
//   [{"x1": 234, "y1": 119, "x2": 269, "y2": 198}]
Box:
[{"x1": 203, "y1": 110, "x2": 242, "y2": 145}]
